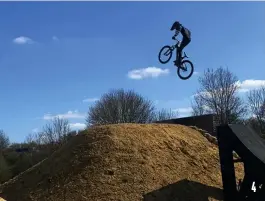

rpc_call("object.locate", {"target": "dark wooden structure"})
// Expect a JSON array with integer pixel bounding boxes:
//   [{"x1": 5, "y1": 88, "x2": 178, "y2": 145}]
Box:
[
  {"x1": 156, "y1": 114, "x2": 219, "y2": 136},
  {"x1": 217, "y1": 124, "x2": 265, "y2": 201}
]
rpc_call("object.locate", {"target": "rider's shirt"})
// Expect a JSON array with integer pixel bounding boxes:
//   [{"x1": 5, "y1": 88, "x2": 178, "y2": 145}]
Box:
[{"x1": 180, "y1": 26, "x2": 191, "y2": 39}]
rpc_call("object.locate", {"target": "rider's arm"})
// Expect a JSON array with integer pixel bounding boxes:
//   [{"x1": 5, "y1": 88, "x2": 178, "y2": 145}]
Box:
[
  {"x1": 175, "y1": 24, "x2": 183, "y2": 37},
  {"x1": 174, "y1": 30, "x2": 180, "y2": 37},
  {"x1": 172, "y1": 30, "x2": 180, "y2": 40}
]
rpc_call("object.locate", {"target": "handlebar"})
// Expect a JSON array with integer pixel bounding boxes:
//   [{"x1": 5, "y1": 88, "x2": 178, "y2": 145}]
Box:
[
  {"x1": 172, "y1": 35, "x2": 179, "y2": 42},
  {"x1": 172, "y1": 36, "x2": 180, "y2": 47}
]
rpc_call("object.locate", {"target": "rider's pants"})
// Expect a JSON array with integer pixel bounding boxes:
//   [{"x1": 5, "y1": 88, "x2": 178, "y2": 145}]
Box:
[{"x1": 177, "y1": 36, "x2": 191, "y2": 63}]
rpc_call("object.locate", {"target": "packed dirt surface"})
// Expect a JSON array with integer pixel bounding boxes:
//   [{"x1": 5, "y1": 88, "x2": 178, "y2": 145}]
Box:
[{"x1": 0, "y1": 124, "x2": 244, "y2": 201}]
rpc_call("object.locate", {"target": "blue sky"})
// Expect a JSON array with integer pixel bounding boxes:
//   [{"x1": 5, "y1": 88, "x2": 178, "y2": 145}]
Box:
[{"x1": 0, "y1": 2, "x2": 264, "y2": 143}]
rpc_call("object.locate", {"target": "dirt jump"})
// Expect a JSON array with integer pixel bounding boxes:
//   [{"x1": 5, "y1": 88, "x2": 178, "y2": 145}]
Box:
[{"x1": 0, "y1": 124, "x2": 244, "y2": 201}]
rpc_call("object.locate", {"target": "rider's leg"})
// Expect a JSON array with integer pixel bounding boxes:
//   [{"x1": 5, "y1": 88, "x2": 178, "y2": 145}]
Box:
[
  {"x1": 178, "y1": 37, "x2": 191, "y2": 65},
  {"x1": 174, "y1": 49, "x2": 179, "y2": 66},
  {"x1": 177, "y1": 48, "x2": 182, "y2": 66}
]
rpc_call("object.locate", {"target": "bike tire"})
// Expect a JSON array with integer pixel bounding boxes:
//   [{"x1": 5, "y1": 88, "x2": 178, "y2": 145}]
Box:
[
  {"x1": 158, "y1": 45, "x2": 173, "y2": 64},
  {"x1": 177, "y1": 60, "x2": 194, "y2": 80}
]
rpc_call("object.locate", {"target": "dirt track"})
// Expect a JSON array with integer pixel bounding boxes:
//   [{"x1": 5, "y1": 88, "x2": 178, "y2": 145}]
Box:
[{"x1": 0, "y1": 123, "x2": 244, "y2": 201}]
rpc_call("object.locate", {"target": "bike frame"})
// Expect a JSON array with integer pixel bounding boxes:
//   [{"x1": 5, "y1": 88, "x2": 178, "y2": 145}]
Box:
[
  {"x1": 172, "y1": 40, "x2": 187, "y2": 70},
  {"x1": 168, "y1": 40, "x2": 180, "y2": 59}
]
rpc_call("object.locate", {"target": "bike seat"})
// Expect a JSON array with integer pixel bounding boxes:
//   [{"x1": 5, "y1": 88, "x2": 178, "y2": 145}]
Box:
[{"x1": 183, "y1": 52, "x2": 189, "y2": 58}]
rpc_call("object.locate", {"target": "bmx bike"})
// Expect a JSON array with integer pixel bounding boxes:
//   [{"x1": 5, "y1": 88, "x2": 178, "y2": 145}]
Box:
[{"x1": 158, "y1": 38, "x2": 194, "y2": 80}]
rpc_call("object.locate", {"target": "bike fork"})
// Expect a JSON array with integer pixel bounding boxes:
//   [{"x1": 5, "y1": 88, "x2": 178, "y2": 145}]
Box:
[
  {"x1": 178, "y1": 65, "x2": 186, "y2": 71},
  {"x1": 175, "y1": 49, "x2": 179, "y2": 65}
]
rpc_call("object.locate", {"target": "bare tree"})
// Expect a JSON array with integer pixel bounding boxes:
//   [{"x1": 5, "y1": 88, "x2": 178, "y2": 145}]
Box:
[
  {"x1": 153, "y1": 108, "x2": 178, "y2": 122},
  {"x1": 191, "y1": 94, "x2": 211, "y2": 116},
  {"x1": 0, "y1": 130, "x2": 10, "y2": 150},
  {"x1": 25, "y1": 131, "x2": 46, "y2": 146},
  {"x1": 25, "y1": 133, "x2": 36, "y2": 144},
  {"x1": 34, "y1": 132, "x2": 44, "y2": 145},
  {"x1": 42, "y1": 117, "x2": 71, "y2": 145},
  {"x1": 192, "y1": 67, "x2": 246, "y2": 124},
  {"x1": 86, "y1": 89, "x2": 156, "y2": 126},
  {"x1": 247, "y1": 86, "x2": 265, "y2": 133}
]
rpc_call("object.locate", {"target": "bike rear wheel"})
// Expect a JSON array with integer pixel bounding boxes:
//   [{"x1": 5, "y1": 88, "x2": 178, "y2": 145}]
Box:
[
  {"x1": 158, "y1": 45, "x2": 173, "y2": 64},
  {"x1": 177, "y1": 60, "x2": 194, "y2": 80}
]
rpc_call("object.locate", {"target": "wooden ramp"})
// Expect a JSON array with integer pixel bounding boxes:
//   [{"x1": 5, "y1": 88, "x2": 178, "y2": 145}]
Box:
[{"x1": 217, "y1": 124, "x2": 265, "y2": 201}]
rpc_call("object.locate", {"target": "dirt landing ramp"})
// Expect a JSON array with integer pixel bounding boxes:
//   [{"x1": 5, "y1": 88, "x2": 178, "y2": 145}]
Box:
[{"x1": 0, "y1": 124, "x2": 244, "y2": 201}]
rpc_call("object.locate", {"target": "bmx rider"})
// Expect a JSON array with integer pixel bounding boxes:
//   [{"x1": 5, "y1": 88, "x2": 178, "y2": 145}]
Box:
[{"x1": 170, "y1": 21, "x2": 191, "y2": 67}]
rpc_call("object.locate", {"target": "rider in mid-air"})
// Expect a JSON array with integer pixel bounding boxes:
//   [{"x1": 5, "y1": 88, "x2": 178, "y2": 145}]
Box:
[{"x1": 170, "y1": 21, "x2": 191, "y2": 67}]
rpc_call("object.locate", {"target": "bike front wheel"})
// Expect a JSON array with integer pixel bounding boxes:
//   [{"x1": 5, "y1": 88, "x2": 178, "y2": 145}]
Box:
[
  {"x1": 158, "y1": 45, "x2": 173, "y2": 64},
  {"x1": 177, "y1": 60, "x2": 194, "y2": 80}
]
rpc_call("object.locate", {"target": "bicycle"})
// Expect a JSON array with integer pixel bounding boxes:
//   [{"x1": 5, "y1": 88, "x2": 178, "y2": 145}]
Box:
[{"x1": 158, "y1": 38, "x2": 194, "y2": 80}]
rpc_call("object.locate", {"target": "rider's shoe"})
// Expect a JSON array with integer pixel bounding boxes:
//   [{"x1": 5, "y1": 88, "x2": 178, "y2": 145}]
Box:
[{"x1": 174, "y1": 60, "x2": 181, "y2": 67}]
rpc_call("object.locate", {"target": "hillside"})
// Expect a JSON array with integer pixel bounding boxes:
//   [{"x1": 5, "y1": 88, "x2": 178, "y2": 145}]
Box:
[{"x1": 0, "y1": 124, "x2": 244, "y2": 201}]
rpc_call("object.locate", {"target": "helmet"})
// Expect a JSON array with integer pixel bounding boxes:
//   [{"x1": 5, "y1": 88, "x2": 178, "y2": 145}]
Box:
[{"x1": 170, "y1": 21, "x2": 181, "y2": 31}]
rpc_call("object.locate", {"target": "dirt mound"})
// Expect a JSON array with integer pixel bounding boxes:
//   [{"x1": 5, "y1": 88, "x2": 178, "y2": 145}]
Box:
[{"x1": 0, "y1": 124, "x2": 244, "y2": 201}]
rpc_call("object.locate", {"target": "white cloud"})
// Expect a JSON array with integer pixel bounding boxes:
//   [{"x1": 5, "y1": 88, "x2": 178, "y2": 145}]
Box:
[
  {"x1": 13, "y1": 36, "x2": 34, "y2": 45},
  {"x1": 83, "y1": 98, "x2": 99, "y2": 103},
  {"x1": 32, "y1": 128, "x2": 39, "y2": 133},
  {"x1": 52, "y1": 36, "x2": 59, "y2": 41},
  {"x1": 128, "y1": 67, "x2": 170, "y2": 80},
  {"x1": 201, "y1": 105, "x2": 211, "y2": 111},
  {"x1": 191, "y1": 91, "x2": 211, "y2": 98},
  {"x1": 153, "y1": 100, "x2": 159, "y2": 105},
  {"x1": 173, "y1": 107, "x2": 193, "y2": 118},
  {"x1": 236, "y1": 79, "x2": 265, "y2": 93},
  {"x1": 174, "y1": 107, "x2": 193, "y2": 114},
  {"x1": 43, "y1": 110, "x2": 86, "y2": 120},
  {"x1": 193, "y1": 71, "x2": 199, "y2": 75},
  {"x1": 191, "y1": 79, "x2": 265, "y2": 98},
  {"x1": 70, "y1": 123, "x2": 86, "y2": 130}
]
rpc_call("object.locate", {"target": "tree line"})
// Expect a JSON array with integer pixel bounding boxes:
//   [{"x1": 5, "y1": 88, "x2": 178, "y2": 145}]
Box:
[
  {"x1": 85, "y1": 67, "x2": 264, "y2": 135},
  {"x1": 1, "y1": 66, "x2": 265, "y2": 149}
]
